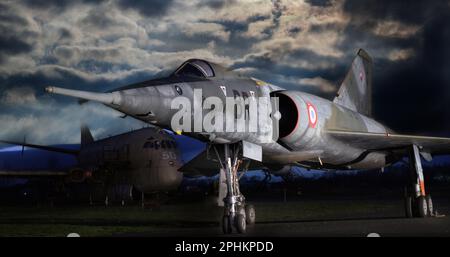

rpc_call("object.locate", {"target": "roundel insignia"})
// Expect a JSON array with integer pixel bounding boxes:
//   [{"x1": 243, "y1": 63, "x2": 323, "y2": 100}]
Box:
[{"x1": 307, "y1": 102, "x2": 318, "y2": 128}]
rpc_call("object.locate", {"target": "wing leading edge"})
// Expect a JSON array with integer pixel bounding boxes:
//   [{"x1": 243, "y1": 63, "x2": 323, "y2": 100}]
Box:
[
  {"x1": 0, "y1": 140, "x2": 79, "y2": 155},
  {"x1": 0, "y1": 170, "x2": 68, "y2": 177}
]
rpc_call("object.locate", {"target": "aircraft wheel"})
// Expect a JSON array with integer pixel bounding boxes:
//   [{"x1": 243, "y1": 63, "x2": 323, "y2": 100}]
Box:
[
  {"x1": 416, "y1": 196, "x2": 428, "y2": 218},
  {"x1": 222, "y1": 215, "x2": 232, "y2": 234},
  {"x1": 426, "y1": 195, "x2": 434, "y2": 217},
  {"x1": 235, "y1": 214, "x2": 247, "y2": 234},
  {"x1": 412, "y1": 197, "x2": 420, "y2": 217},
  {"x1": 237, "y1": 206, "x2": 246, "y2": 217},
  {"x1": 404, "y1": 196, "x2": 413, "y2": 218},
  {"x1": 245, "y1": 204, "x2": 256, "y2": 225}
]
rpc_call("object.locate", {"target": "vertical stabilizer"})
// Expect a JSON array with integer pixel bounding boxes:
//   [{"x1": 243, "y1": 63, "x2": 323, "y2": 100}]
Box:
[
  {"x1": 333, "y1": 49, "x2": 373, "y2": 117},
  {"x1": 81, "y1": 125, "x2": 94, "y2": 147}
]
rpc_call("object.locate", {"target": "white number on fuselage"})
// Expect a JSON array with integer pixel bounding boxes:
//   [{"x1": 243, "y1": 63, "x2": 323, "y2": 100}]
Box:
[{"x1": 161, "y1": 152, "x2": 177, "y2": 160}]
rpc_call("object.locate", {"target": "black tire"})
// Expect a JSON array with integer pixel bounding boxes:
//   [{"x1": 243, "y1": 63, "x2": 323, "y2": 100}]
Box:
[
  {"x1": 237, "y1": 206, "x2": 246, "y2": 217},
  {"x1": 222, "y1": 215, "x2": 232, "y2": 234},
  {"x1": 245, "y1": 204, "x2": 256, "y2": 225},
  {"x1": 426, "y1": 195, "x2": 434, "y2": 216},
  {"x1": 416, "y1": 196, "x2": 428, "y2": 218},
  {"x1": 411, "y1": 196, "x2": 419, "y2": 217},
  {"x1": 404, "y1": 196, "x2": 413, "y2": 218},
  {"x1": 235, "y1": 214, "x2": 246, "y2": 234}
]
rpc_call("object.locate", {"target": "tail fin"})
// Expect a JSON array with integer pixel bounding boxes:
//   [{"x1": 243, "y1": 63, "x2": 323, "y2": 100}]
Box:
[
  {"x1": 333, "y1": 49, "x2": 373, "y2": 117},
  {"x1": 81, "y1": 125, "x2": 94, "y2": 147}
]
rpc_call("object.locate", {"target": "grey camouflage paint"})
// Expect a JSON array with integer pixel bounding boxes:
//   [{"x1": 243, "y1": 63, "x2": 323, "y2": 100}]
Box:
[{"x1": 45, "y1": 52, "x2": 406, "y2": 173}]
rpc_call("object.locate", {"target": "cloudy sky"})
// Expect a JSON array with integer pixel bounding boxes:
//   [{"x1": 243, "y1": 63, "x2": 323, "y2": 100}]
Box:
[{"x1": 0, "y1": 0, "x2": 449, "y2": 144}]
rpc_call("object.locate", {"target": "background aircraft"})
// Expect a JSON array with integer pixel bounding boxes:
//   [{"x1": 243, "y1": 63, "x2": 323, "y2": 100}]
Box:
[
  {"x1": 45, "y1": 49, "x2": 450, "y2": 234},
  {"x1": 0, "y1": 126, "x2": 193, "y2": 204}
]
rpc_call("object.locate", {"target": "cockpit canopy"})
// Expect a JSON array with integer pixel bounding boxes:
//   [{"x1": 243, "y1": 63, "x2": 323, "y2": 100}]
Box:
[
  {"x1": 173, "y1": 59, "x2": 240, "y2": 79},
  {"x1": 174, "y1": 59, "x2": 215, "y2": 78}
]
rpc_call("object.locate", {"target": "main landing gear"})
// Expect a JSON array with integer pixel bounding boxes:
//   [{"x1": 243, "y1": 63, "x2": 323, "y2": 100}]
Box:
[
  {"x1": 404, "y1": 145, "x2": 436, "y2": 218},
  {"x1": 214, "y1": 143, "x2": 255, "y2": 234}
]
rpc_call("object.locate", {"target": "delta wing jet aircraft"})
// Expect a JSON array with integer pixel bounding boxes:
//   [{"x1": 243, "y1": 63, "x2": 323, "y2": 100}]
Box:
[
  {"x1": 45, "y1": 49, "x2": 450, "y2": 233},
  {"x1": 0, "y1": 126, "x2": 183, "y2": 203}
]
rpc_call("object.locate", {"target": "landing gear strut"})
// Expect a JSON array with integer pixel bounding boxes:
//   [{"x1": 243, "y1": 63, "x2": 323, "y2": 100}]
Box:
[
  {"x1": 404, "y1": 145, "x2": 435, "y2": 218},
  {"x1": 215, "y1": 143, "x2": 255, "y2": 234}
]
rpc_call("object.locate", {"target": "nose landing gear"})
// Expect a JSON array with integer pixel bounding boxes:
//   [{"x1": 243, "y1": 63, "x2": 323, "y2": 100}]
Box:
[{"x1": 214, "y1": 143, "x2": 255, "y2": 234}]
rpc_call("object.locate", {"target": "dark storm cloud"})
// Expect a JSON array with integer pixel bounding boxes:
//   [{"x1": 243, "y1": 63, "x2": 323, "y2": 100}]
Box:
[
  {"x1": 0, "y1": 64, "x2": 161, "y2": 96},
  {"x1": 0, "y1": 36, "x2": 32, "y2": 57},
  {"x1": 0, "y1": 64, "x2": 156, "y2": 143},
  {"x1": 199, "y1": 0, "x2": 237, "y2": 10},
  {"x1": 233, "y1": 48, "x2": 338, "y2": 74},
  {"x1": 232, "y1": 48, "x2": 346, "y2": 93},
  {"x1": 264, "y1": 0, "x2": 285, "y2": 37},
  {"x1": 21, "y1": 0, "x2": 104, "y2": 10},
  {"x1": 337, "y1": 1, "x2": 450, "y2": 135},
  {"x1": 0, "y1": 3, "x2": 27, "y2": 26},
  {"x1": 305, "y1": 0, "x2": 333, "y2": 7},
  {"x1": 287, "y1": 26, "x2": 301, "y2": 36},
  {"x1": 1, "y1": 0, "x2": 450, "y2": 142},
  {"x1": 339, "y1": 0, "x2": 449, "y2": 54},
  {"x1": 116, "y1": 0, "x2": 174, "y2": 17},
  {"x1": 21, "y1": 0, "x2": 75, "y2": 10},
  {"x1": 155, "y1": 13, "x2": 270, "y2": 57},
  {"x1": 343, "y1": 0, "x2": 449, "y2": 25},
  {"x1": 370, "y1": 10, "x2": 450, "y2": 135},
  {"x1": 0, "y1": 3, "x2": 33, "y2": 62},
  {"x1": 58, "y1": 28, "x2": 74, "y2": 41},
  {"x1": 337, "y1": 23, "x2": 418, "y2": 60},
  {"x1": 80, "y1": 8, "x2": 119, "y2": 29},
  {"x1": 208, "y1": 14, "x2": 270, "y2": 32},
  {"x1": 271, "y1": 0, "x2": 283, "y2": 27},
  {"x1": 309, "y1": 23, "x2": 342, "y2": 33}
]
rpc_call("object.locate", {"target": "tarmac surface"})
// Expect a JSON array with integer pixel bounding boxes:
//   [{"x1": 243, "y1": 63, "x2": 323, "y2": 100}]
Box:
[
  {"x1": 120, "y1": 195, "x2": 450, "y2": 237},
  {"x1": 134, "y1": 215, "x2": 450, "y2": 237},
  {"x1": 1, "y1": 191, "x2": 449, "y2": 237}
]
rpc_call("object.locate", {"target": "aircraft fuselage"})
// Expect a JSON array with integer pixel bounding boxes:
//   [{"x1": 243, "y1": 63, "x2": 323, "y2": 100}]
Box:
[
  {"x1": 77, "y1": 128, "x2": 183, "y2": 192},
  {"x1": 82, "y1": 75, "x2": 392, "y2": 170}
]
